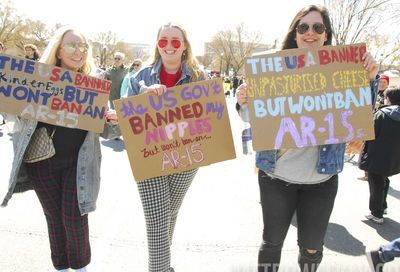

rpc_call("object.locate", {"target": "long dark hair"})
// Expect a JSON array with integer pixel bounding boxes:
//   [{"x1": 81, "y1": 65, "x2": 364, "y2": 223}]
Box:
[{"x1": 281, "y1": 5, "x2": 333, "y2": 50}]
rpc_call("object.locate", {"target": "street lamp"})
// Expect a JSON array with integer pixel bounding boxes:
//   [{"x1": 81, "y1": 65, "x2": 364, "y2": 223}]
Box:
[
  {"x1": 219, "y1": 53, "x2": 223, "y2": 77},
  {"x1": 100, "y1": 45, "x2": 107, "y2": 68}
]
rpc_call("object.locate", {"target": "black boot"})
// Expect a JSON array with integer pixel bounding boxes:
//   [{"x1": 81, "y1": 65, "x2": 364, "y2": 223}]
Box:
[{"x1": 298, "y1": 248, "x2": 322, "y2": 272}]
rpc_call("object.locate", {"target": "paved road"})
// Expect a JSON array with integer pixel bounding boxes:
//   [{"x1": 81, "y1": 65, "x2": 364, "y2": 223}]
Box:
[{"x1": 0, "y1": 99, "x2": 400, "y2": 271}]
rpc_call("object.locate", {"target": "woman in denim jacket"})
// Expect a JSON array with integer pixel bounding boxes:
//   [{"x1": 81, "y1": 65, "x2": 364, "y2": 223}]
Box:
[
  {"x1": 236, "y1": 5, "x2": 379, "y2": 272},
  {"x1": 127, "y1": 22, "x2": 205, "y2": 272},
  {"x1": 2, "y1": 27, "x2": 120, "y2": 272}
]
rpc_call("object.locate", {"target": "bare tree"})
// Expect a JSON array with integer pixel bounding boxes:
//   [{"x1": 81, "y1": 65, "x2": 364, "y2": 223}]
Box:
[
  {"x1": 231, "y1": 23, "x2": 263, "y2": 74},
  {"x1": 131, "y1": 47, "x2": 151, "y2": 61},
  {"x1": 197, "y1": 53, "x2": 213, "y2": 70},
  {"x1": 0, "y1": 1, "x2": 25, "y2": 48},
  {"x1": 324, "y1": 0, "x2": 400, "y2": 69},
  {"x1": 208, "y1": 23, "x2": 263, "y2": 75},
  {"x1": 369, "y1": 33, "x2": 400, "y2": 70},
  {"x1": 325, "y1": 0, "x2": 390, "y2": 44},
  {"x1": 209, "y1": 30, "x2": 234, "y2": 75},
  {"x1": 92, "y1": 31, "x2": 118, "y2": 67},
  {"x1": 14, "y1": 19, "x2": 53, "y2": 52}
]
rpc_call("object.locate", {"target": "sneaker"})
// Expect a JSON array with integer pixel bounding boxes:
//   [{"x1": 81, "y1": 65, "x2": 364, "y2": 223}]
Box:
[
  {"x1": 357, "y1": 176, "x2": 368, "y2": 181},
  {"x1": 365, "y1": 214, "x2": 384, "y2": 224},
  {"x1": 366, "y1": 248, "x2": 384, "y2": 272},
  {"x1": 383, "y1": 209, "x2": 387, "y2": 215}
]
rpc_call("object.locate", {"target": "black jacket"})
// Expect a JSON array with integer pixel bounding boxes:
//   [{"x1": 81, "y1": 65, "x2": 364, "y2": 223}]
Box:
[{"x1": 359, "y1": 105, "x2": 400, "y2": 176}]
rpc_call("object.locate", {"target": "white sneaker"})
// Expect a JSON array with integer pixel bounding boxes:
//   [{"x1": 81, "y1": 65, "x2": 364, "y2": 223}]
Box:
[{"x1": 365, "y1": 214, "x2": 384, "y2": 224}]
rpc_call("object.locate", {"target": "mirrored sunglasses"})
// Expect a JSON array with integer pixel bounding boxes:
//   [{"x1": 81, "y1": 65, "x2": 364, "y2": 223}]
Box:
[
  {"x1": 296, "y1": 22, "x2": 326, "y2": 35},
  {"x1": 157, "y1": 38, "x2": 182, "y2": 49},
  {"x1": 61, "y1": 43, "x2": 89, "y2": 54}
]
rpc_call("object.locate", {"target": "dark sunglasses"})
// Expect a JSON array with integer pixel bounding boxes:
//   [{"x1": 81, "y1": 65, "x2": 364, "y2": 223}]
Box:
[
  {"x1": 133, "y1": 63, "x2": 141, "y2": 66},
  {"x1": 157, "y1": 38, "x2": 182, "y2": 49},
  {"x1": 61, "y1": 43, "x2": 89, "y2": 54},
  {"x1": 296, "y1": 22, "x2": 326, "y2": 35},
  {"x1": 114, "y1": 57, "x2": 122, "y2": 61}
]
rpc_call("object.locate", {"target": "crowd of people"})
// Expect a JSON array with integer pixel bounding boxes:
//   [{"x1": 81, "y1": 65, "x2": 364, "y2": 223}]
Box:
[{"x1": 1, "y1": 4, "x2": 400, "y2": 272}]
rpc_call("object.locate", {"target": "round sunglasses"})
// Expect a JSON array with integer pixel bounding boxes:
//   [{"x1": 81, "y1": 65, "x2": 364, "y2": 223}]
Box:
[
  {"x1": 157, "y1": 38, "x2": 182, "y2": 49},
  {"x1": 296, "y1": 22, "x2": 326, "y2": 35},
  {"x1": 61, "y1": 43, "x2": 89, "y2": 54}
]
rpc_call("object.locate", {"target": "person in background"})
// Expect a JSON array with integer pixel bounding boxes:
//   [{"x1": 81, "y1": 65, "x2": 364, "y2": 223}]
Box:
[
  {"x1": 366, "y1": 236, "x2": 400, "y2": 272},
  {"x1": 2, "y1": 26, "x2": 120, "y2": 272},
  {"x1": 105, "y1": 52, "x2": 128, "y2": 109},
  {"x1": 120, "y1": 58, "x2": 142, "y2": 98},
  {"x1": 359, "y1": 87, "x2": 400, "y2": 225},
  {"x1": 236, "y1": 5, "x2": 379, "y2": 272},
  {"x1": 376, "y1": 75, "x2": 390, "y2": 109},
  {"x1": 0, "y1": 42, "x2": 4, "y2": 125},
  {"x1": 232, "y1": 74, "x2": 239, "y2": 97},
  {"x1": 128, "y1": 22, "x2": 205, "y2": 272},
  {"x1": 24, "y1": 43, "x2": 41, "y2": 61}
]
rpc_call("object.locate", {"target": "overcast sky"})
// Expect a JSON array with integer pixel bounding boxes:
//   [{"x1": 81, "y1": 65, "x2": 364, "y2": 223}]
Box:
[{"x1": 10, "y1": 0, "x2": 324, "y2": 55}]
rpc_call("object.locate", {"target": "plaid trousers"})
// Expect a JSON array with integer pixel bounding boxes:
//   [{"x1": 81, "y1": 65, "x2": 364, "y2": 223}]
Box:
[
  {"x1": 25, "y1": 155, "x2": 91, "y2": 270},
  {"x1": 137, "y1": 168, "x2": 198, "y2": 272}
]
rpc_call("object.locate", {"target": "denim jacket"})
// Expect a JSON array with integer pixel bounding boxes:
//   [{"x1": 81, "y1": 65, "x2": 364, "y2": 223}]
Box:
[
  {"x1": 127, "y1": 59, "x2": 203, "y2": 96},
  {"x1": 1, "y1": 117, "x2": 120, "y2": 214},
  {"x1": 256, "y1": 78, "x2": 380, "y2": 175}
]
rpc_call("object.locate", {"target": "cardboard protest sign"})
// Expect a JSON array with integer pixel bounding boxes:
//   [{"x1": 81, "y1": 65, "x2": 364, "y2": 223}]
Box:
[
  {"x1": 114, "y1": 78, "x2": 236, "y2": 181},
  {"x1": 0, "y1": 54, "x2": 110, "y2": 133},
  {"x1": 244, "y1": 43, "x2": 374, "y2": 151}
]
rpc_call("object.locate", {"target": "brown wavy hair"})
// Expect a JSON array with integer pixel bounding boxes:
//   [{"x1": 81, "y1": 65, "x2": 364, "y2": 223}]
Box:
[{"x1": 281, "y1": 5, "x2": 333, "y2": 50}]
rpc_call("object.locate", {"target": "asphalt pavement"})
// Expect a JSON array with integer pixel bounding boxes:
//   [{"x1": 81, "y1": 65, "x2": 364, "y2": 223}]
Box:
[{"x1": 0, "y1": 99, "x2": 400, "y2": 272}]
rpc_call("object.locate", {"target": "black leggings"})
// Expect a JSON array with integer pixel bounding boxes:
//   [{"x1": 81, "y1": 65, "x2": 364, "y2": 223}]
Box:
[{"x1": 258, "y1": 171, "x2": 338, "y2": 272}]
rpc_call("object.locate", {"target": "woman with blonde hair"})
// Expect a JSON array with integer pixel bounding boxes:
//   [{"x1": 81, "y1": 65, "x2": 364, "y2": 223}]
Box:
[
  {"x1": 24, "y1": 43, "x2": 41, "y2": 61},
  {"x1": 127, "y1": 22, "x2": 205, "y2": 272},
  {"x1": 2, "y1": 26, "x2": 120, "y2": 272}
]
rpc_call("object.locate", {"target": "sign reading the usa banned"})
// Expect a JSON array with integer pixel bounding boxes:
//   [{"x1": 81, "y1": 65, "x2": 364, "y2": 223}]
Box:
[
  {"x1": 0, "y1": 54, "x2": 110, "y2": 133},
  {"x1": 245, "y1": 43, "x2": 374, "y2": 151},
  {"x1": 115, "y1": 78, "x2": 236, "y2": 181}
]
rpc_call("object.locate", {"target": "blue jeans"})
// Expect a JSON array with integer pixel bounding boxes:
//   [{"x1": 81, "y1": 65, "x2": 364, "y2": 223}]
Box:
[
  {"x1": 380, "y1": 237, "x2": 400, "y2": 263},
  {"x1": 258, "y1": 171, "x2": 338, "y2": 272}
]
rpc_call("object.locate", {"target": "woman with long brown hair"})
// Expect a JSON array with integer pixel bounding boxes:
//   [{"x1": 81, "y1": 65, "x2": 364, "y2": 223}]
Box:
[{"x1": 236, "y1": 5, "x2": 379, "y2": 272}]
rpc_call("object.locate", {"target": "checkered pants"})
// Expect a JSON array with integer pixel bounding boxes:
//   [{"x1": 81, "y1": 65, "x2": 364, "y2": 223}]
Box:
[
  {"x1": 137, "y1": 168, "x2": 198, "y2": 272},
  {"x1": 25, "y1": 155, "x2": 91, "y2": 270}
]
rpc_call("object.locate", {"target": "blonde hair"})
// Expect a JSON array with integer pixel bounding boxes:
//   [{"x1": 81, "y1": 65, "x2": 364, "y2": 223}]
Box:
[
  {"x1": 24, "y1": 43, "x2": 38, "y2": 51},
  {"x1": 40, "y1": 26, "x2": 96, "y2": 76},
  {"x1": 151, "y1": 22, "x2": 204, "y2": 82}
]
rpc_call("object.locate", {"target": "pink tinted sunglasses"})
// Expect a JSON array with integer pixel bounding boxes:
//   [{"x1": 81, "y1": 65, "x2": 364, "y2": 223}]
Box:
[{"x1": 157, "y1": 38, "x2": 182, "y2": 49}]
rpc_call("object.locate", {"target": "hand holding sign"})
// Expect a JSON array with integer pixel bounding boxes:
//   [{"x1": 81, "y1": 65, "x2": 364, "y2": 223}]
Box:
[
  {"x1": 0, "y1": 53, "x2": 111, "y2": 133},
  {"x1": 236, "y1": 83, "x2": 250, "y2": 107},
  {"x1": 244, "y1": 43, "x2": 376, "y2": 151},
  {"x1": 115, "y1": 78, "x2": 236, "y2": 181},
  {"x1": 362, "y1": 52, "x2": 379, "y2": 80},
  {"x1": 143, "y1": 84, "x2": 168, "y2": 96},
  {"x1": 105, "y1": 110, "x2": 118, "y2": 125}
]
